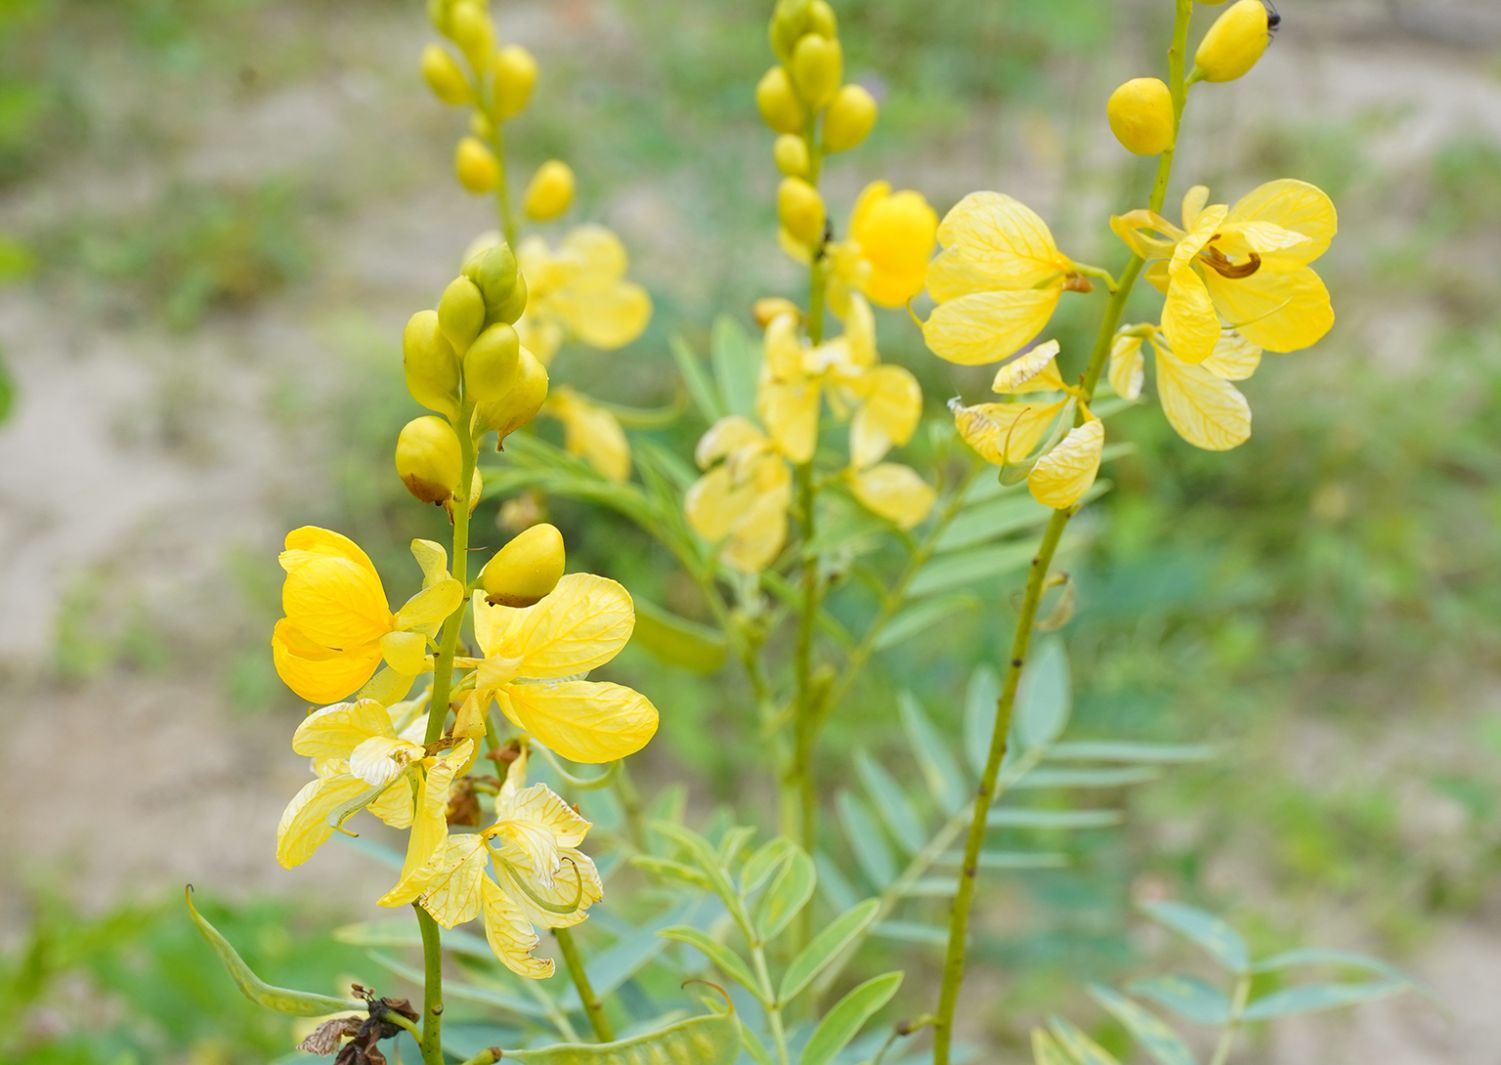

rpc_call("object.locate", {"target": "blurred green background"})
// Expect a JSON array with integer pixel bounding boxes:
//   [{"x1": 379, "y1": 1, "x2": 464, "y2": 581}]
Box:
[{"x1": 1, "y1": 0, "x2": 1498, "y2": 1061}]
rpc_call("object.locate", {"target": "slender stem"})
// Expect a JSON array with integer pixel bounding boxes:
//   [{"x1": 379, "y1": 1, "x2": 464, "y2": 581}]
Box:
[
  {"x1": 489, "y1": 119, "x2": 519, "y2": 248},
  {"x1": 382, "y1": 1010, "x2": 422, "y2": 1039},
  {"x1": 457, "y1": 1049, "x2": 503, "y2": 1065},
  {"x1": 930, "y1": 8, "x2": 1194, "y2": 1060},
  {"x1": 1208, "y1": 974, "x2": 1251, "y2": 1065},
  {"x1": 555, "y1": 926, "x2": 615, "y2": 1042},
  {"x1": 415, "y1": 905, "x2": 446, "y2": 1065},
  {"x1": 748, "y1": 936, "x2": 793, "y2": 1065},
  {"x1": 610, "y1": 761, "x2": 649, "y2": 852},
  {"x1": 425, "y1": 401, "x2": 477, "y2": 746}
]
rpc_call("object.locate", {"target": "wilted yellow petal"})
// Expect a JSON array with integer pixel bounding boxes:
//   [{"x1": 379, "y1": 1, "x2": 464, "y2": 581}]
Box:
[
  {"x1": 498, "y1": 779, "x2": 592, "y2": 851},
  {"x1": 1154, "y1": 346, "x2": 1252, "y2": 451},
  {"x1": 849, "y1": 365, "x2": 921, "y2": 468},
  {"x1": 415, "y1": 835, "x2": 489, "y2": 929},
  {"x1": 1202, "y1": 332, "x2": 1262, "y2": 380},
  {"x1": 474, "y1": 574, "x2": 634, "y2": 677},
  {"x1": 850, "y1": 464, "x2": 935, "y2": 529},
  {"x1": 923, "y1": 287, "x2": 1062, "y2": 366},
  {"x1": 292, "y1": 698, "x2": 394, "y2": 759},
  {"x1": 989, "y1": 339, "x2": 1067, "y2": 395},
  {"x1": 276, "y1": 773, "x2": 376, "y2": 869},
  {"x1": 1027, "y1": 417, "x2": 1104, "y2": 509},
  {"x1": 497, "y1": 680, "x2": 658, "y2": 764},
  {"x1": 952, "y1": 398, "x2": 1065, "y2": 466},
  {"x1": 273, "y1": 620, "x2": 383, "y2": 705},
  {"x1": 368, "y1": 778, "x2": 416, "y2": 829},
  {"x1": 1201, "y1": 265, "x2": 1333, "y2": 354},
  {"x1": 506, "y1": 847, "x2": 603, "y2": 930},
  {"x1": 1108, "y1": 334, "x2": 1145, "y2": 400},
  {"x1": 379, "y1": 742, "x2": 471, "y2": 906},
  {"x1": 481, "y1": 875, "x2": 552, "y2": 979}
]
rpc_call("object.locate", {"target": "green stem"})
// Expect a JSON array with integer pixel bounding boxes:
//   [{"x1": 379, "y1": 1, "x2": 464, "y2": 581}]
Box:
[
  {"x1": 415, "y1": 905, "x2": 446, "y2": 1065},
  {"x1": 555, "y1": 926, "x2": 615, "y2": 1041},
  {"x1": 611, "y1": 761, "x2": 649, "y2": 852},
  {"x1": 456, "y1": 1049, "x2": 503, "y2": 1065},
  {"x1": 1208, "y1": 974, "x2": 1251, "y2": 1065},
  {"x1": 748, "y1": 936, "x2": 793, "y2": 1065},
  {"x1": 490, "y1": 120, "x2": 519, "y2": 248},
  {"x1": 788, "y1": 460, "x2": 820, "y2": 859},
  {"x1": 930, "y1": 9, "x2": 1194, "y2": 1060}
]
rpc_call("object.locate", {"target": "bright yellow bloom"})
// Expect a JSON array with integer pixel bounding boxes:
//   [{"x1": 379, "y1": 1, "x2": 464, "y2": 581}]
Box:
[
  {"x1": 1113, "y1": 180, "x2": 1336, "y2": 364},
  {"x1": 381, "y1": 751, "x2": 602, "y2": 979},
  {"x1": 454, "y1": 574, "x2": 658, "y2": 764},
  {"x1": 827, "y1": 182, "x2": 938, "y2": 314},
  {"x1": 685, "y1": 416, "x2": 794, "y2": 573},
  {"x1": 924, "y1": 192, "x2": 1081, "y2": 365},
  {"x1": 950, "y1": 340, "x2": 1104, "y2": 510},
  {"x1": 545, "y1": 385, "x2": 631, "y2": 482},
  {"x1": 272, "y1": 530, "x2": 463, "y2": 705},
  {"x1": 511, "y1": 226, "x2": 652, "y2": 365},
  {"x1": 1110, "y1": 326, "x2": 1258, "y2": 451}
]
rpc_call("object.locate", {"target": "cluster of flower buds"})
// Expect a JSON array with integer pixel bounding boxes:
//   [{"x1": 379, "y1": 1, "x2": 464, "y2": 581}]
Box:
[
  {"x1": 757, "y1": 0, "x2": 878, "y2": 249},
  {"x1": 1106, "y1": 0, "x2": 1276, "y2": 156},
  {"x1": 421, "y1": 0, "x2": 576, "y2": 222},
  {"x1": 398, "y1": 242, "x2": 549, "y2": 511}
]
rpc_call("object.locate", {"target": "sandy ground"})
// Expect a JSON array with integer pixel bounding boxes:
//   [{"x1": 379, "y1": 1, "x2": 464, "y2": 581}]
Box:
[{"x1": 1, "y1": 0, "x2": 1498, "y2": 1060}]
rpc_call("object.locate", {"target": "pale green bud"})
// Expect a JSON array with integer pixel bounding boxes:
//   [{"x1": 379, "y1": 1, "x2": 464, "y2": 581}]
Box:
[
  {"x1": 438, "y1": 276, "x2": 486, "y2": 353},
  {"x1": 403, "y1": 310, "x2": 461, "y2": 418},
  {"x1": 463, "y1": 323, "x2": 521, "y2": 403}
]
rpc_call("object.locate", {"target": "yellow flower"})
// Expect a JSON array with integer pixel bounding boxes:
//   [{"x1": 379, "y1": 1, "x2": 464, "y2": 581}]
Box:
[
  {"x1": 685, "y1": 416, "x2": 793, "y2": 573},
  {"x1": 826, "y1": 182, "x2": 938, "y2": 314},
  {"x1": 950, "y1": 340, "x2": 1104, "y2": 510},
  {"x1": 924, "y1": 192, "x2": 1082, "y2": 365},
  {"x1": 847, "y1": 460, "x2": 935, "y2": 529},
  {"x1": 544, "y1": 385, "x2": 631, "y2": 482},
  {"x1": 272, "y1": 530, "x2": 463, "y2": 705},
  {"x1": 455, "y1": 574, "x2": 658, "y2": 764},
  {"x1": 1112, "y1": 180, "x2": 1336, "y2": 364},
  {"x1": 275, "y1": 695, "x2": 475, "y2": 873},
  {"x1": 511, "y1": 226, "x2": 652, "y2": 365},
  {"x1": 380, "y1": 751, "x2": 602, "y2": 979},
  {"x1": 1110, "y1": 326, "x2": 1258, "y2": 451}
]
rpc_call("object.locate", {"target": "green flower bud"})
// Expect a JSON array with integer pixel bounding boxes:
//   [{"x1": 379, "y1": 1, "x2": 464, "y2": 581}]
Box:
[
  {"x1": 396, "y1": 415, "x2": 463, "y2": 506},
  {"x1": 478, "y1": 522, "x2": 566, "y2": 607},
  {"x1": 474, "y1": 346, "x2": 548, "y2": 444},
  {"x1": 1106, "y1": 77, "x2": 1175, "y2": 155},
  {"x1": 421, "y1": 44, "x2": 470, "y2": 106},
  {"x1": 756, "y1": 66, "x2": 804, "y2": 135},
  {"x1": 822, "y1": 83, "x2": 877, "y2": 152},
  {"x1": 438, "y1": 276, "x2": 486, "y2": 353},
  {"x1": 791, "y1": 34, "x2": 842, "y2": 110},
  {"x1": 403, "y1": 310, "x2": 461, "y2": 418},
  {"x1": 463, "y1": 322, "x2": 521, "y2": 403},
  {"x1": 461, "y1": 243, "x2": 527, "y2": 325}
]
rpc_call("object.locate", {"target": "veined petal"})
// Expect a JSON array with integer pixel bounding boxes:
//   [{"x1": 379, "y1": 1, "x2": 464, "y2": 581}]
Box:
[
  {"x1": 923, "y1": 287, "x2": 1062, "y2": 366},
  {"x1": 395, "y1": 578, "x2": 463, "y2": 635},
  {"x1": 348, "y1": 734, "x2": 424, "y2": 787},
  {"x1": 369, "y1": 777, "x2": 416, "y2": 829},
  {"x1": 498, "y1": 780, "x2": 592, "y2": 850},
  {"x1": 273, "y1": 620, "x2": 383, "y2": 705},
  {"x1": 1109, "y1": 335, "x2": 1145, "y2": 401},
  {"x1": 928, "y1": 192, "x2": 1067, "y2": 300},
  {"x1": 849, "y1": 365, "x2": 922, "y2": 468},
  {"x1": 415, "y1": 834, "x2": 489, "y2": 929},
  {"x1": 1027, "y1": 417, "x2": 1104, "y2": 510},
  {"x1": 410, "y1": 539, "x2": 450, "y2": 589},
  {"x1": 1154, "y1": 345, "x2": 1252, "y2": 451},
  {"x1": 380, "y1": 629, "x2": 430, "y2": 677},
  {"x1": 1161, "y1": 264, "x2": 1221, "y2": 364},
  {"x1": 276, "y1": 773, "x2": 377, "y2": 869},
  {"x1": 481, "y1": 875, "x2": 552, "y2": 979},
  {"x1": 379, "y1": 742, "x2": 472, "y2": 906},
  {"x1": 497, "y1": 680, "x2": 658, "y2": 764},
  {"x1": 291, "y1": 698, "x2": 394, "y2": 759},
  {"x1": 1201, "y1": 265, "x2": 1333, "y2": 354},
  {"x1": 474, "y1": 573, "x2": 635, "y2": 678},
  {"x1": 989, "y1": 339, "x2": 1066, "y2": 395},
  {"x1": 1227, "y1": 178, "x2": 1336, "y2": 265},
  {"x1": 505, "y1": 847, "x2": 603, "y2": 931},
  {"x1": 280, "y1": 529, "x2": 392, "y2": 647},
  {"x1": 849, "y1": 464, "x2": 936, "y2": 529},
  {"x1": 1202, "y1": 332, "x2": 1263, "y2": 381},
  {"x1": 951, "y1": 398, "x2": 1066, "y2": 466}
]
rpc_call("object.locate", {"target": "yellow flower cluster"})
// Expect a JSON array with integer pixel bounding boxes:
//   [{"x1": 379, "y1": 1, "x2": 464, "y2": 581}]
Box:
[
  {"x1": 686, "y1": 296, "x2": 934, "y2": 571},
  {"x1": 270, "y1": 225, "x2": 659, "y2": 976}
]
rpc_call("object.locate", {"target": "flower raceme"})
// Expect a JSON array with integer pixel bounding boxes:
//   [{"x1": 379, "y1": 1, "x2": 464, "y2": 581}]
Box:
[
  {"x1": 1113, "y1": 179, "x2": 1337, "y2": 364},
  {"x1": 272, "y1": 529, "x2": 462, "y2": 705}
]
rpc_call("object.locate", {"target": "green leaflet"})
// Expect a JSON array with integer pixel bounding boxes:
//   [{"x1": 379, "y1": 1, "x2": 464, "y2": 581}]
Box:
[
  {"x1": 506, "y1": 1008, "x2": 738, "y2": 1064},
  {"x1": 184, "y1": 886, "x2": 358, "y2": 1017}
]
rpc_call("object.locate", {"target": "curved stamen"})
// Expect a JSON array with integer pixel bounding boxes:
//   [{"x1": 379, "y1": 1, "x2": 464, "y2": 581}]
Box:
[
  {"x1": 1201, "y1": 246, "x2": 1262, "y2": 279},
  {"x1": 499, "y1": 854, "x2": 587, "y2": 916}
]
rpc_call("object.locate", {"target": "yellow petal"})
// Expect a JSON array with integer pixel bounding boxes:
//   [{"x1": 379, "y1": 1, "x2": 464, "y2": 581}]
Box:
[
  {"x1": 928, "y1": 192, "x2": 1067, "y2": 300},
  {"x1": 280, "y1": 528, "x2": 392, "y2": 648},
  {"x1": 1161, "y1": 264, "x2": 1221, "y2": 364},
  {"x1": 1109, "y1": 208, "x2": 1182, "y2": 261},
  {"x1": 369, "y1": 778, "x2": 416, "y2": 829},
  {"x1": 410, "y1": 539, "x2": 450, "y2": 589},
  {"x1": 1227, "y1": 178, "x2": 1336, "y2": 265},
  {"x1": 849, "y1": 184, "x2": 937, "y2": 308},
  {"x1": 951, "y1": 398, "x2": 1066, "y2": 465},
  {"x1": 1154, "y1": 346, "x2": 1252, "y2": 451},
  {"x1": 694, "y1": 416, "x2": 766, "y2": 469},
  {"x1": 549, "y1": 388, "x2": 631, "y2": 482},
  {"x1": 1108, "y1": 335, "x2": 1145, "y2": 401},
  {"x1": 276, "y1": 773, "x2": 377, "y2": 869},
  {"x1": 481, "y1": 875, "x2": 552, "y2": 979},
  {"x1": 358, "y1": 667, "x2": 416, "y2": 707},
  {"x1": 379, "y1": 742, "x2": 471, "y2": 906},
  {"x1": 989, "y1": 339, "x2": 1067, "y2": 395},
  {"x1": 849, "y1": 463, "x2": 936, "y2": 529},
  {"x1": 1027, "y1": 417, "x2": 1104, "y2": 510},
  {"x1": 684, "y1": 465, "x2": 737, "y2": 543},
  {"x1": 416, "y1": 835, "x2": 489, "y2": 928},
  {"x1": 1201, "y1": 265, "x2": 1333, "y2": 354},
  {"x1": 757, "y1": 376, "x2": 821, "y2": 464},
  {"x1": 1181, "y1": 185, "x2": 1211, "y2": 230},
  {"x1": 291, "y1": 698, "x2": 394, "y2": 759},
  {"x1": 505, "y1": 846, "x2": 603, "y2": 930},
  {"x1": 349, "y1": 734, "x2": 424, "y2": 787},
  {"x1": 561, "y1": 224, "x2": 628, "y2": 280},
  {"x1": 923, "y1": 287, "x2": 1062, "y2": 366},
  {"x1": 763, "y1": 311, "x2": 806, "y2": 379},
  {"x1": 380, "y1": 629, "x2": 430, "y2": 677},
  {"x1": 849, "y1": 365, "x2": 922, "y2": 468},
  {"x1": 473, "y1": 573, "x2": 634, "y2": 678},
  {"x1": 722, "y1": 473, "x2": 791, "y2": 572},
  {"x1": 1202, "y1": 332, "x2": 1262, "y2": 381},
  {"x1": 497, "y1": 680, "x2": 658, "y2": 764},
  {"x1": 395, "y1": 578, "x2": 463, "y2": 635},
  {"x1": 273, "y1": 620, "x2": 383, "y2": 705},
  {"x1": 497, "y1": 780, "x2": 592, "y2": 851}
]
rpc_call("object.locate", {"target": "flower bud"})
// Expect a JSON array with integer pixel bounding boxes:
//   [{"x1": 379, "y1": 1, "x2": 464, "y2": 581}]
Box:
[
  {"x1": 403, "y1": 310, "x2": 461, "y2": 418},
  {"x1": 753, "y1": 296, "x2": 801, "y2": 328},
  {"x1": 791, "y1": 34, "x2": 841, "y2": 109},
  {"x1": 463, "y1": 323, "x2": 521, "y2": 402},
  {"x1": 421, "y1": 45, "x2": 470, "y2": 105},
  {"x1": 455, "y1": 136, "x2": 499, "y2": 193},
  {"x1": 447, "y1": 1, "x2": 494, "y2": 69},
  {"x1": 477, "y1": 522, "x2": 565, "y2": 607},
  {"x1": 772, "y1": 134, "x2": 810, "y2": 177},
  {"x1": 438, "y1": 276, "x2": 486, "y2": 353},
  {"x1": 461, "y1": 243, "x2": 528, "y2": 325},
  {"x1": 777, "y1": 176, "x2": 826, "y2": 248},
  {"x1": 396, "y1": 415, "x2": 463, "y2": 506},
  {"x1": 474, "y1": 346, "x2": 548, "y2": 443},
  {"x1": 523, "y1": 160, "x2": 575, "y2": 221},
  {"x1": 1194, "y1": 0, "x2": 1272, "y2": 83},
  {"x1": 493, "y1": 44, "x2": 538, "y2": 120},
  {"x1": 756, "y1": 66, "x2": 804, "y2": 135},
  {"x1": 1106, "y1": 77, "x2": 1175, "y2": 155},
  {"x1": 808, "y1": 0, "x2": 837, "y2": 38},
  {"x1": 823, "y1": 84, "x2": 877, "y2": 152},
  {"x1": 769, "y1": 0, "x2": 835, "y2": 61}
]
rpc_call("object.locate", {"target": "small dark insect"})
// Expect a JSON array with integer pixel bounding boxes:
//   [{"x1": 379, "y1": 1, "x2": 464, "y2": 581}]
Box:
[{"x1": 1265, "y1": 0, "x2": 1282, "y2": 33}]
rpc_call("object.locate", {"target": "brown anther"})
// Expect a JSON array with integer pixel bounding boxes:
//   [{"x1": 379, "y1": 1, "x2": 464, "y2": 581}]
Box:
[
  {"x1": 1201, "y1": 246, "x2": 1262, "y2": 279},
  {"x1": 1062, "y1": 272, "x2": 1094, "y2": 293}
]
